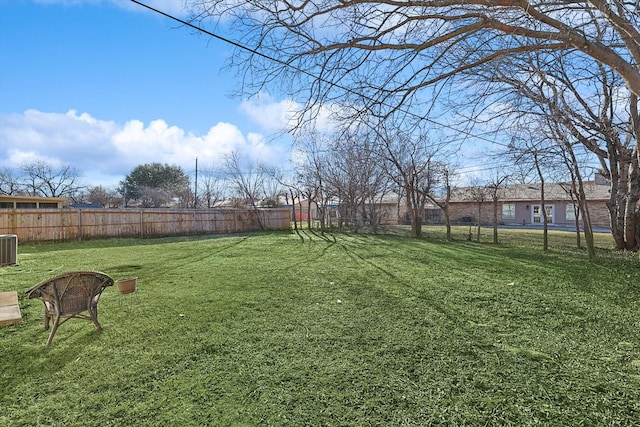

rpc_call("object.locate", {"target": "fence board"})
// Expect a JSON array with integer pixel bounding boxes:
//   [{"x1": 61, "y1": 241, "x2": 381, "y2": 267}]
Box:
[{"x1": 0, "y1": 208, "x2": 291, "y2": 243}]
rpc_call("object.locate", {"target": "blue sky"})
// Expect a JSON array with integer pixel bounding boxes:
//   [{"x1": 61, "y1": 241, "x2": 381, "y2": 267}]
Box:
[{"x1": 0, "y1": 0, "x2": 296, "y2": 187}]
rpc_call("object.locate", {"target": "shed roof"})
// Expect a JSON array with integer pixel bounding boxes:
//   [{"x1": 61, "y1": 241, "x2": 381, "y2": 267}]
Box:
[{"x1": 0, "y1": 195, "x2": 67, "y2": 203}]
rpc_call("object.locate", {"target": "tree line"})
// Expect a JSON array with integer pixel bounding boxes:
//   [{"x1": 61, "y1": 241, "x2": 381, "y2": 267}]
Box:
[
  {"x1": 180, "y1": 0, "x2": 639, "y2": 256},
  {"x1": 0, "y1": 159, "x2": 277, "y2": 212},
  {"x1": 4, "y1": 2, "x2": 639, "y2": 257}
]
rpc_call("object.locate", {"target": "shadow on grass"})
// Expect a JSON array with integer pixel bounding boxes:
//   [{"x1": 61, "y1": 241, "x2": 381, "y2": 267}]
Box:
[
  {"x1": 19, "y1": 232, "x2": 259, "y2": 253},
  {"x1": 294, "y1": 228, "x2": 337, "y2": 243},
  {"x1": 2, "y1": 324, "x2": 103, "y2": 393}
]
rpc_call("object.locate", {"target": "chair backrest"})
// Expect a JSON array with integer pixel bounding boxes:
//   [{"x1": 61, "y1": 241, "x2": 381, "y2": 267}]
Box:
[{"x1": 27, "y1": 271, "x2": 114, "y2": 316}]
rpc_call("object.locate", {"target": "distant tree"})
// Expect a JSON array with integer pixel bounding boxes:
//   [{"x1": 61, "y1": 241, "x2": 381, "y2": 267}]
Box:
[
  {"x1": 196, "y1": 165, "x2": 226, "y2": 208},
  {"x1": 486, "y1": 172, "x2": 510, "y2": 244},
  {"x1": 294, "y1": 130, "x2": 331, "y2": 231},
  {"x1": 21, "y1": 161, "x2": 84, "y2": 197},
  {"x1": 431, "y1": 163, "x2": 456, "y2": 242},
  {"x1": 324, "y1": 133, "x2": 390, "y2": 232},
  {"x1": 86, "y1": 185, "x2": 121, "y2": 208},
  {"x1": 259, "y1": 165, "x2": 286, "y2": 209},
  {"x1": 264, "y1": 166, "x2": 304, "y2": 229},
  {"x1": 0, "y1": 168, "x2": 22, "y2": 195},
  {"x1": 119, "y1": 163, "x2": 191, "y2": 208},
  {"x1": 366, "y1": 121, "x2": 441, "y2": 238},
  {"x1": 468, "y1": 179, "x2": 489, "y2": 243},
  {"x1": 224, "y1": 152, "x2": 266, "y2": 230}
]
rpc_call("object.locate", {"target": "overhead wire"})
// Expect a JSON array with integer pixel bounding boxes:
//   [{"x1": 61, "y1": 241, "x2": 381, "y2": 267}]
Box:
[
  {"x1": 129, "y1": 1, "x2": 615, "y2": 185},
  {"x1": 129, "y1": 0, "x2": 507, "y2": 151},
  {"x1": 131, "y1": 2, "x2": 605, "y2": 183}
]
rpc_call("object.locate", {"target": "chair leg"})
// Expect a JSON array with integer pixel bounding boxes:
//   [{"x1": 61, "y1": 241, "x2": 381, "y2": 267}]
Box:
[
  {"x1": 46, "y1": 314, "x2": 62, "y2": 346},
  {"x1": 89, "y1": 304, "x2": 102, "y2": 331},
  {"x1": 43, "y1": 310, "x2": 50, "y2": 330}
]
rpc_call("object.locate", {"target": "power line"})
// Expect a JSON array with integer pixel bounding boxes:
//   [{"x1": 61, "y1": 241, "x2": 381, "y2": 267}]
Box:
[{"x1": 129, "y1": 0, "x2": 505, "y2": 147}]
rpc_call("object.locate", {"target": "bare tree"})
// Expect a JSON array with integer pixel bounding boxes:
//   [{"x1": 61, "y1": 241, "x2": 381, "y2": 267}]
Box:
[
  {"x1": 294, "y1": 130, "x2": 334, "y2": 231},
  {"x1": 260, "y1": 167, "x2": 285, "y2": 208},
  {"x1": 72, "y1": 185, "x2": 121, "y2": 208},
  {"x1": 467, "y1": 179, "x2": 489, "y2": 243},
  {"x1": 224, "y1": 151, "x2": 266, "y2": 230},
  {"x1": 197, "y1": 165, "x2": 226, "y2": 208},
  {"x1": 21, "y1": 161, "x2": 84, "y2": 198},
  {"x1": 323, "y1": 133, "x2": 391, "y2": 232},
  {"x1": 0, "y1": 168, "x2": 23, "y2": 195},
  {"x1": 183, "y1": 1, "x2": 640, "y2": 250},
  {"x1": 433, "y1": 164, "x2": 456, "y2": 242},
  {"x1": 547, "y1": 119, "x2": 598, "y2": 259},
  {"x1": 532, "y1": 149, "x2": 551, "y2": 252},
  {"x1": 462, "y1": 44, "x2": 638, "y2": 252},
  {"x1": 358, "y1": 117, "x2": 445, "y2": 238},
  {"x1": 507, "y1": 124, "x2": 576, "y2": 253},
  {"x1": 264, "y1": 167, "x2": 301, "y2": 229},
  {"x1": 486, "y1": 172, "x2": 510, "y2": 244},
  {"x1": 187, "y1": 2, "x2": 640, "y2": 120}
]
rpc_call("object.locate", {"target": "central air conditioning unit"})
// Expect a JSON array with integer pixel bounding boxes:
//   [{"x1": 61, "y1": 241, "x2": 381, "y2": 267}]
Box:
[{"x1": 0, "y1": 234, "x2": 18, "y2": 266}]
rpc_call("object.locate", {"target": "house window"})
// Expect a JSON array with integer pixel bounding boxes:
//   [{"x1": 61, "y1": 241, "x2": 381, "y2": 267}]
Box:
[
  {"x1": 566, "y1": 204, "x2": 580, "y2": 221},
  {"x1": 423, "y1": 209, "x2": 440, "y2": 224},
  {"x1": 532, "y1": 205, "x2": 554, "y2": 224},
  {"x1": 501, "y1": 203, "x2": 516, "y2": 220}
]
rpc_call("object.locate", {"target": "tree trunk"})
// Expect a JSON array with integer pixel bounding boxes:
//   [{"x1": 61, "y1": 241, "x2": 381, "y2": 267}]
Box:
[
  {"x1": 493, "y1": 196, "x2": 499, "y2": 244},
  {"x1": 250, "y1": 201, "x2": 266, "y2": 231},
  {"x1": 412, "y1": 213, "x2": 423, "y2": 238},
  {"x1": 290, "y1": 190, "x2": 298, "y2": 231},
  {"x1": 624, "y1": 158, "x2": 640, "y2": 250},
  {"x1": 572, "y1": 166, "x2": 596, "y2": 260},
  {"x1": 565, "y1": 147, "x2": 597, "y2": 260},
  {"x1": 573, "y1": 203, "x2": 581, "y2": 249},
  {"x1": 533, "y1": 151, "x2": 548, "y2": 251},
  {"x1": 476, "y1": 203, "x2": 482, "y2": 243},
  {"x1": 445, "y1": 209, "x2": 452, "y2": 242}
]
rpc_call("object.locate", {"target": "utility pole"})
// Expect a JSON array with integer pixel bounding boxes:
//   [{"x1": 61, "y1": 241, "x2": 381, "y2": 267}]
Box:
[{"x1": 194, "y1": 157, "x2": 198, "y2": 209}]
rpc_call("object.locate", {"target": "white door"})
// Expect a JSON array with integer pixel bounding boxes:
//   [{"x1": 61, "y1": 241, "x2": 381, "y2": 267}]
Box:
[{"x1": 532, "y1": 204, "x2": 554, "y2": 224}]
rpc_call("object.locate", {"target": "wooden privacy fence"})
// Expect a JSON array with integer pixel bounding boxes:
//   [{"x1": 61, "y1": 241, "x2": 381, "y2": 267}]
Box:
[{"x1": 0, "y1": 208, "x2": 292, "y2": 243}]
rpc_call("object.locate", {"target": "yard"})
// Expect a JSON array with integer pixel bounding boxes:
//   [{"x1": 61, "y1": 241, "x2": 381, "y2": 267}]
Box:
[{"x1": 1, "y1": 227, "x2": 639, "y2": 426}]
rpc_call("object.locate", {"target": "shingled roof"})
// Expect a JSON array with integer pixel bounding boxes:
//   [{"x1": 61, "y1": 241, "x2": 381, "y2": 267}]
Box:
[{"x1": 449, "y1": 181, "x2": 611, "y2": 203}]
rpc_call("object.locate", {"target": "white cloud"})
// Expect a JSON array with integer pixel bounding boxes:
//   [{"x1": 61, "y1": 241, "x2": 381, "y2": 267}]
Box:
[
  {"x1": 0, "y1": 109, "x2": 285, "y2": 187},
  {"x1": 31, "y1": 0, "x2": 188, "y2": 16},
  {"x1": 238, "y1": 93, "x2": 300, "y2": 133},
  {"x1": 116, "y1": 0, "x2": 189, "y2": 16}
]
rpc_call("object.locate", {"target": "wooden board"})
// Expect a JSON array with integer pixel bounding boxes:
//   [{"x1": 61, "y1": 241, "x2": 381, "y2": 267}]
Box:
[{"x1": 0, "y1": 291, "x2": 22, "y2": 327}]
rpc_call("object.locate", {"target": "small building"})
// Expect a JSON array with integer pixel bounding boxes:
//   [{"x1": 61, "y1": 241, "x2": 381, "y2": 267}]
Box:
[
  {"x1": 291, "y1": 198, "x2": 340, "y2": 224},
  {"x1": 445, "y1": 180, "x2": 611, "y2": 229},
  {"x1": 370, "y1": 192, "x2": 440, "y2": 225},
  {"x1": 0, "y1": 195, "x2": 67, "y2": 209}
]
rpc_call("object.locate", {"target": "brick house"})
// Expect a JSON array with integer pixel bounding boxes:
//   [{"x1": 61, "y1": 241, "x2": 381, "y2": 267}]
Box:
[
  {"x1": 371, "y1": 192, "x2": 440, "y2": 225},
  {"x1": 444, "y1": 178, "x2": 611, "y2": 229}
]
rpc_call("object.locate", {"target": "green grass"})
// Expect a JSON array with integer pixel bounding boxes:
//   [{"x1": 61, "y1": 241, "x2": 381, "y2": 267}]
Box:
[{"x1": 1, "y1": 227, "x2": 639, "y2": 426}]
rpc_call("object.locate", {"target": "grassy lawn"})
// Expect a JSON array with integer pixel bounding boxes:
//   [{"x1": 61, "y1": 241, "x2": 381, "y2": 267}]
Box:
[{"x1": 1, "y1": 227, "x2": 639, "y2": 426}]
